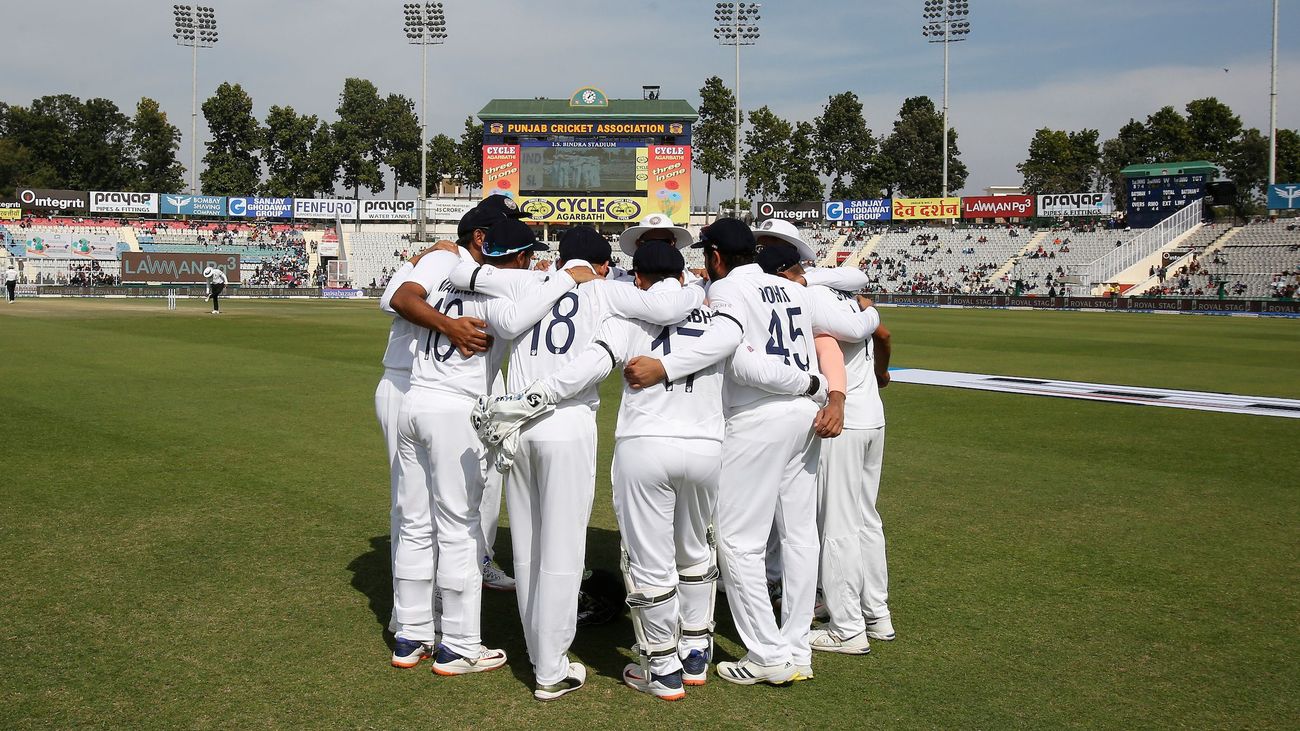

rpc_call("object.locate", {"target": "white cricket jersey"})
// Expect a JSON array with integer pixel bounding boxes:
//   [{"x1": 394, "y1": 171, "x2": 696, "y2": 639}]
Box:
[
  {"x1": 408, "y1": 264, "x2": 577, "y2": 400},
  {"x1": 5, "y1": 268, "x2": 17, "y2": 283},
  {"x1": 378, "y1": 262, "x2": 419, "y2": 370},
  {"x1": 204, "y1": 267, "x2": 227, "y2": 285},
  {"x1": 805, "y1": 285, "x2": 885, "y2": 429},
  {"x1": 448, "y1": 261, "x2": 704, "y2": 412},
  {"x1": 598, "y1": 309, "x2": 725, "y2": 442}
]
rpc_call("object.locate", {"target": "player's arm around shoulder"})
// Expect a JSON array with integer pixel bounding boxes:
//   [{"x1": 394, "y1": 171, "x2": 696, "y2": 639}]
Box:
[
  {"x1": 449, "y1": 259, "x2": 547, "y2": 299},
  {"x1": 599, "y1": 275, "x2": 705, "y2": 326},
  {"x1": 484, "y1": 267, "x2": 594, "y2": 339},
  {"x1": 808, "y1": 284, "x2": 879, "y2": 341}
]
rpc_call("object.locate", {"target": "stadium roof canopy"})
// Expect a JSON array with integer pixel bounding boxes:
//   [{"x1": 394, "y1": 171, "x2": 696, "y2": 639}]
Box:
[
  {"x1": 1120, "y1": 161, "x2": 1218, "y2": 178},
  {"x1": 479, "y1": 98, "x2": 698, "y2": 122}
]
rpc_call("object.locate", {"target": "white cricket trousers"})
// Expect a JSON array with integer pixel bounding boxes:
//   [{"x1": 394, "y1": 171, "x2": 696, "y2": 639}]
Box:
[
  {"x1": 505, "y1": 407, "x2": 596, "y2": 686},
  {"x1": 393, "y1": 388, "x2": 487, "y2": 656},
  {"x1": 818, "y1": 426, "x2": 888, "y2": 637},
  {"x1": 375, "y1": 368, "x2": 411, "y2": 632},
  {"x1": 612, "y1": 436, "x2": 720, "y2": 676},
  {"x1": 716, "y1": 397, "x2": 821, "y2": 667}
]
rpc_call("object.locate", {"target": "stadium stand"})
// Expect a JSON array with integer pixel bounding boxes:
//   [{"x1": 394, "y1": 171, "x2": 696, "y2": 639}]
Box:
[
  {"x1": 861, "y1": 226, "x2": 1042, "y2": 294},
  {"x1": 1158, "y1": 220, "x2": 1300, "y2": 299},
  {"x1": 1010, "y1": 227, "x2": 1144, "y2": 295}
]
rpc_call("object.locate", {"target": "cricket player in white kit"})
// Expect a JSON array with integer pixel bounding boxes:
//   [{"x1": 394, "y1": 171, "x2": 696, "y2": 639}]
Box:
[
  {"x1": 750, "y1": 221, "x2": 895, "y2": 653},
  {"x1": 449, "y1": 227, "x2": 702, "y2": 701},
  {"x1": 624, "y1": 218, "x2": 880, "y2": 685},
  {"x1": 387, "y1": 219, "x2": 598, "y2": 677}
]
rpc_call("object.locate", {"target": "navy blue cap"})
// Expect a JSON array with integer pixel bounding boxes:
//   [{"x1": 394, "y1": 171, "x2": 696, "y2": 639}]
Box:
[
  {"x1": 691, "y1": 217, "x2": 755, "y2": 255},
  {"x1": 482, "y1": 218, "x2": 548, "y2": 257},
  {"x1": 558, "y1": 226, "x2": 612, "y2": 264},
  {"x1": 632, "y1": 240, "x2": 686, "y2": 275},
  {"x1": 479, "y1": 193, "x2": 528, "y2": 220},
  {"x1": 756, "y1": 244, "x2": 801, "y2": 274}
]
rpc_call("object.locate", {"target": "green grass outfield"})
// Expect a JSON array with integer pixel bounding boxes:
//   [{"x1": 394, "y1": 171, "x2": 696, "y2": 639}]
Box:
[{"x1": 1, "y1": 299, "x2": 1297, "y2": 730}]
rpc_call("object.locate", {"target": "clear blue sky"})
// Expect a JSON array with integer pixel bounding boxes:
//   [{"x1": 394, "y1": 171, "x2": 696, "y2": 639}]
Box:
[{"x1": 4, "y1": 0, "x2": 1294, "y2": 198}]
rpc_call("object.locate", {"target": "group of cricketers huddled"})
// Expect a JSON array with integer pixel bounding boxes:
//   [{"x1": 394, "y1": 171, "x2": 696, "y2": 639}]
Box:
[{"x1": 374, "y1": 194, "x2": 892, "y2": 701}]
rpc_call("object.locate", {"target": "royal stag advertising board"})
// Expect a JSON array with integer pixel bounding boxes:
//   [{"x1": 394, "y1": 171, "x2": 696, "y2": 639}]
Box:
[
  {"x1": 824, "y1": 199, "x2": 892, "y2": 222},
  {"x1": 90, "y1": 191, "x2": 159, "y2": 214},
  {"x1": 120, "y1": 252, "x2": 241, "y2": 283},
  {"x1": 159, "y1": 194, "x2": 228, "y2": 217}
]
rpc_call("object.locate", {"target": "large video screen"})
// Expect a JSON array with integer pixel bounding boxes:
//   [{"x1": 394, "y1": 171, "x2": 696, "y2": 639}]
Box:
[{"x1": 520, "y1": 145, "x2": 640, "y2": 194}]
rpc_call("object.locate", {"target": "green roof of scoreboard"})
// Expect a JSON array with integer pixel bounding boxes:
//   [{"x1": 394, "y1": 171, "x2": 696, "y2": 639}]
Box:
[
  {"x1": 1120, "y1": 161, "x2": 1218, "y2": 178},
  {"x1": 478, "y1": 98, "x2": 698, "y2": 122}
]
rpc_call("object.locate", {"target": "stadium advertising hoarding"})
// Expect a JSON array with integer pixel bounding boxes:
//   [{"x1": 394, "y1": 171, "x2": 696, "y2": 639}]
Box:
[
  {"x1": 293, "y1": 198, "x2": 357, "y2": 220},
  {"x1": 893, "y1": 197, "x2": 960, "y2": 220},
  {"x1": 159, "y1": 194, "x2": 228, "y2": 217},
  {"x1": 91, "y1": 191, "x2": 159, "y2": 214},
  {"x1": 228, "y1": 197, "x2": 293, "y2": 218},
  {"x1": 427, "y1": 199, "x2": 478, "y2": 222},
  {"x1": 120, "y1": 252, "x2": 240, "y2": 283},
  {"x1": 961, "y1": 195, "x2": 1035, "y2": 219},
  {"x1": 0, "y1": 202, "x2": 20, "y2": 220},
  {"x1": 1037, "y1": 193, "x2": 1114, "y2": 217},
  {"x1": 359, "y1": 199, "x2": 415, "y2": 221},
  {"x1": 825, "y1": 199, "x2": 892, "y2": 222},
  {"x1": 16, "y1": 231, "x2": 120, "y2": 259},
  {"x1": 9, "y1": 188, "x2": 88, "y2": 212},
  {"x1": 1267, "y1": 184, "x2": 1300, "y2": 210},
  {"x1": 645, "y1": 146, "x2": 691, "y2": 223},
  {"x1": 519, "y1": 196, "x2": 646, "y2": 223},
  {"x1": 757, "y1": 201, "x2": 823, "y2": 223},
  {"x1": 483, "y1": 145, "x2": 522, "y2": 198}
]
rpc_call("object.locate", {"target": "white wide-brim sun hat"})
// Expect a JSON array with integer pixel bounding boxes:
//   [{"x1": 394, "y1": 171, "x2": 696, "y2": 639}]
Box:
[
  {"x1": 753, "y1": 218, "x2": 818, "y2": 262},
  {"x1": 618, "y1": 214, "x2": 693, "y2": 257}
]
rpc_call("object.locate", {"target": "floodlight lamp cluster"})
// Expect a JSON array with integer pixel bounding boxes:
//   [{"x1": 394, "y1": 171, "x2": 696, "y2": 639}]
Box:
[
  {"x1": 173, "y1": 5, "x2": 218, "y2": 47},
  {"x1": 921, "y1": 0, "x2": 971, "y2": 39},
  {"x1": 404, "y1": 2, "x2": 448, "y2": 44},
  {"x1": 713, "y1": 2, "x2": 761, "y2": 46}
]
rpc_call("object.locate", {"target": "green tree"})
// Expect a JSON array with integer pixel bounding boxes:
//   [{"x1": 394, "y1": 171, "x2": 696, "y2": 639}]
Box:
[
  {"x1": 1185, "y1": 98, "x2": 1242, "y2": 163},
  {"x1": 878, "y1": 96, "x2": 967, "y2": 197},
  {"x1": 456, "y1": 116, "x2": 484, "y2": 192},
  {"x1": 1274, "y1": 128, "x2": 1300, "y2": 184},
  {"x1": 1144, "y1": 106, "x2": 1196, "y2": 162},
  {"x1": 0, "y1": 138, "x2": 54, "y2": 196},
  {"x1": 813, "y1": 91, "x2": 876, "y2": 198},
  {"x1": 382, "y1": 94, "x2": 422, "y2": 194},
  {"x1": 14, "y1": 95, "x2": 81, "y2": 186},
  {"x1": 72, "y1": 98, "x2": 134, "y2": 191},
  {"x1": 130, "y1": 97, "x2": 185, "y2": 194},
  {"x1": 1017, "y1": 128, "x2": 1101, "y2": 194},
  {"x1": 261, "y1": 106, "x2": 319, "y2": 197},
  {"x1": 1225, "y1": 128, "x2": 1270, "y2": 205},
  {"x1": 425, "y1": 133, "x2": 460, "y2": 194},
  {"x1": 334, "y1": 78, "x2": 386, "y2": 197},
  {"x1": 695, "y1": 76, "x2": 737, "y2": 210},
  {"x1": 740, "y1": 106, "x2": 792, "y2": 201},
  {"x1": 783, "y1": 121, "x2": 824, "y2": 201},
  {"x1": 1100, "y1": 119, "x2": 1150, "y2": 207},
  {"x1": 301, "y1": 120, "x2": 340, "y2": 198},
  {"x1": 200, "y1": 82, "x2": 263, "y2": 195}
]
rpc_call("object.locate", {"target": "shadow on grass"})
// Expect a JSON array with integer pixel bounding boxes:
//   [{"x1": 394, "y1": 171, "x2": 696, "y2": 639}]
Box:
[{"x1": 346, "y1": 525, "x2": 674, "y2": 688}]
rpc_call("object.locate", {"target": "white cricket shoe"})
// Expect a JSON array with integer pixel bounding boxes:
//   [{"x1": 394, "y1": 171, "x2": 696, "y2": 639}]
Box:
[
  {"x1": 482, "y1": 558, "x2": 516, "y2": 591},
  {"x1": 809, "y1": 628, "x2": 871, "y2": 655},
  {"x1": 715, "y1": 655, "x2": 799, "y2": 686},
  {"x1": 431, "y1": 645, "x2": 507, "y2": 676},
  {"x1": 792, "y1": 663, "x2": 814, "y2": 682},
  {"x1": 535, "y1": 662, "x2": 586, "y2": 701},
  {"x1": 865, "y1": 616, "x2": 896, "y2": 641}
]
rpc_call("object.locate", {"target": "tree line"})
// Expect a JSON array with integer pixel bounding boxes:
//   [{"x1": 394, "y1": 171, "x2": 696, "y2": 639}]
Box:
[
  {"x1": 0, "y1": 78, "x2": 484, "y2": 200},
  {"x1": 3, "y1": 77, "x2": 1296, "y2": 211}
]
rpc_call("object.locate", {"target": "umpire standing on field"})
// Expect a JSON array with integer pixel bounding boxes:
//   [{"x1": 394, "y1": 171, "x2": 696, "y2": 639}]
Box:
[
  {"x1": 5, "y1": 263, "x2": 17, "y2": 303},
  {"x1": 203, "y1": 265, "x2": 227, "y2": 314}
]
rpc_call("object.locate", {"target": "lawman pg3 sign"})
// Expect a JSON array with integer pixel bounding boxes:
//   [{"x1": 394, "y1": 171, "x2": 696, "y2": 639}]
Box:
[{"x1": 91, "y1": 191, "x2": 159, "y2": 214}]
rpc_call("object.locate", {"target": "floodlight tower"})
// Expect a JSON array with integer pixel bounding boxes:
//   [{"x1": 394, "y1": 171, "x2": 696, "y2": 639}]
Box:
[
  {"x1": 714, "y1": 3, "x2": 761, "y2": 218},
  {"x1": 173, "y1": 5, "x2": 219, "y2": 195},
  {"x1": 404, "y1": 2, "x2": 448, "y2": 243},
  {"x1": 922, "y1": 0, "x2": 970, "y2": 198},
  {"x1": 1268, "y1": 0, "x2": 1279, "y2": 211}
]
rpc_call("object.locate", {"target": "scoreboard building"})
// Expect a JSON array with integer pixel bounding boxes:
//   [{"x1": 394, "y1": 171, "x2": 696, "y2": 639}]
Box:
[{"x1": 479, "y1": 87, "x2": 697, "y2": 234}]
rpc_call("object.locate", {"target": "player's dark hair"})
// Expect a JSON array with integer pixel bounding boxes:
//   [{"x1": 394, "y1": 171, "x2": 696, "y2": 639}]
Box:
[{"x1": 716, "y1": 249, "x2": 752, "y2": 271}]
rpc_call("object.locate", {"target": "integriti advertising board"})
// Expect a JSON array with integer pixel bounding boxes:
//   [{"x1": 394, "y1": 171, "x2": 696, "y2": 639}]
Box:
[
  {"x1": 8, "y1": 188, "x2": 88, "y2": 212},
  {"x1": 757, "y1": 201, "x2": 823, "y2": 223}
]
